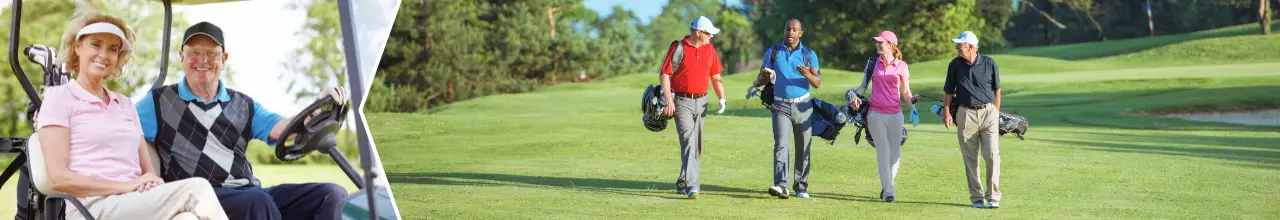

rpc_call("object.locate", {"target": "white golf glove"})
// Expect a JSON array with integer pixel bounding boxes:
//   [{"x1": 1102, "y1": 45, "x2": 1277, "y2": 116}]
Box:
[
  {"x1": 717, "y1": 98, "x2": 727, "y2": 114},
  {"x1": 322, "y1": 86, "x2": 348, "y2": 106},
  {"x1": 762, "y1": 67, "x2": 777, "y2": 84}
]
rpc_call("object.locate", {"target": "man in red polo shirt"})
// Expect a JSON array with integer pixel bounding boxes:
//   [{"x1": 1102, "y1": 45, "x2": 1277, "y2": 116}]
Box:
[{"x1": 659, "y1": 15, "x2": 726, "y2": 199}]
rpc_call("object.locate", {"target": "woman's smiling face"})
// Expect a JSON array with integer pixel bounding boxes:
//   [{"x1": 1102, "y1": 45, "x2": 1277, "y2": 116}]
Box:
[{"x1": 75, "y1": 33, "x2": 124, "y2": 79}]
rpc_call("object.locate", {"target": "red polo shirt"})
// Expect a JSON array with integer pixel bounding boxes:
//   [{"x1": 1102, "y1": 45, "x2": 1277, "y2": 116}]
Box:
[{"x1": 660, "y1": 36, "x2": 723, "y2": 95}]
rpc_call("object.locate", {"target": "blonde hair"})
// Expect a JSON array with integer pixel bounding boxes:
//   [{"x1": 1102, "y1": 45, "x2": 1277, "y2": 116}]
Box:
[
  {"x1": 58, "y1": 11, "x2": 134, "y2": 80},
  {"x1": 888, "y1": 42, "x2": 903, "y2": 61}
]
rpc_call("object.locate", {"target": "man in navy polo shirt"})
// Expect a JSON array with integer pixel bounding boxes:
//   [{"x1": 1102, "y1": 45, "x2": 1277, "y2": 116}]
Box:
[
  {"x1": 755, "y1": 18, "x2": 821, "y2": 199},
  {"x1": 135, "y1": 22, "x2": 350, "y2": 220},
  {"x1": 942, "y1": 31, "x2": 1003, "y2": 209}
]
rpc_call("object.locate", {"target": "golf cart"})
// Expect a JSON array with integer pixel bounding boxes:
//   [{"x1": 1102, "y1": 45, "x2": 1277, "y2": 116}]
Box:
[{"x1": 0, "y1": 0, "x2": 398, "y2": 219}]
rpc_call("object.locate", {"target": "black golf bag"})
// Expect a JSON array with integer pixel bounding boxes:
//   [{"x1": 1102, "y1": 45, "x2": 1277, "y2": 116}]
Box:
[
  {"x1": 9, "y1": 44, "x2": 73, "y2": 220},
  {"x1": 640, "y1": 84, "x2": 673, "y2": 132},
  {"x1": 844, "y1": 92, "x2": 909, "y2": 148},
  {"x1": 843, "y1": 56, "x2": 910, "y2": 148},
  {"x1": 928, "y1": 104, "x2": 1030, "y2": 140}
]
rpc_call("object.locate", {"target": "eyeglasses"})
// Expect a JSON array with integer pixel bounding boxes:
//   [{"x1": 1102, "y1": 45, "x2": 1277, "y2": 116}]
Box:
[{"x1": 183, "y1": 50, "x2": 223, "y2": 62}]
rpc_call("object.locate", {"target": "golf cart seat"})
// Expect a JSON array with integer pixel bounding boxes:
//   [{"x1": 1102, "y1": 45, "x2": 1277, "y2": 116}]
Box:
[
  {"x1": 20, "y1": 132, "x2": 172, "y2": 220},
  {"x1": 20, "y1": 132, "x2": 96, "y2": 220},
  {"x1": 26, "y1": 135, "x2": 165, "y2": 195}
]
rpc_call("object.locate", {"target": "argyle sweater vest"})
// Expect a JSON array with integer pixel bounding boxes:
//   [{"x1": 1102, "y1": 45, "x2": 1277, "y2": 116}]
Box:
[{"x1": 149, "y1": 85, "x2": 260, "y2": 188}]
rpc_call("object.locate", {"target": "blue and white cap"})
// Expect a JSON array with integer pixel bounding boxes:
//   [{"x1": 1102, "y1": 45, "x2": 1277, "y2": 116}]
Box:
[
  {"x1": 951, "y1": 31, "x2": 979, "y2": 47},
  {"x1": 690, "y1": 16, "x2": 720, "y2": 35}
]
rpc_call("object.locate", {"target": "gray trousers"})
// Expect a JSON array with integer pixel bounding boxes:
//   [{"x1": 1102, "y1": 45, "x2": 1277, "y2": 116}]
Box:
[
  {"x1": 674, "y1": 95, "x2": 708, "y2": 192},
  {"x1": 868, "y1": 111, "x2": 904, "y2": 198},
  {"x1": 956, "y1": 104, "x2": 1001, "y2": 202},
  {"x1": 770, "y1": 99, "x2": 813, "y2": 192}
]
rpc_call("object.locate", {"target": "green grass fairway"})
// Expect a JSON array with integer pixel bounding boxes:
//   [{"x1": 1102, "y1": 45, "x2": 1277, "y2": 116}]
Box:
[
  {"x1": 1, "y1": 165, "x2": 358, "y2": 217},
  {"x1": 370, "y1": 45, "x2": 1280, "y2": 219}
]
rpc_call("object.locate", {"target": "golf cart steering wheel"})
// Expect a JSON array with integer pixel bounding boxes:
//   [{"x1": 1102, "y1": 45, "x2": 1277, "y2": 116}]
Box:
[{"x1": 275, "y1": 96, "x2": 349, "y2": 161}]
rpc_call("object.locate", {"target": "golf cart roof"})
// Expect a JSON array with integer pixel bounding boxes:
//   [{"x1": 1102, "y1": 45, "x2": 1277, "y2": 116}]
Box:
[{"x1": 152, "y1": 0, "x2": 246, "y2": 5}]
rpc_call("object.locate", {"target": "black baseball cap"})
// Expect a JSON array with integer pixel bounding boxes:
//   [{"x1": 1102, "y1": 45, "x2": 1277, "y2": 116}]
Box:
[{"x1": 182, "y1": 21, "x2": 225, "y2": 50}]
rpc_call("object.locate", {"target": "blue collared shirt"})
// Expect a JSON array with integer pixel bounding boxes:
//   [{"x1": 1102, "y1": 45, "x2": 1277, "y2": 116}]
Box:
[
  {"x1": 135, "y1": 77, "x2": 285, "y2": 146},
  {"x1": 762, "y1": 42, "x2": 821, "y2": 99}
]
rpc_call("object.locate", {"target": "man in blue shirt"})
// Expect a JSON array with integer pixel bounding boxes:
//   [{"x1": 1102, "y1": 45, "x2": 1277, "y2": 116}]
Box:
[
  {"x1": 754, "y1": 19, "x2": 821, "y2": 199},
  {"x1": 135, "y1": 22, "x2": 349, "y2": 220}
]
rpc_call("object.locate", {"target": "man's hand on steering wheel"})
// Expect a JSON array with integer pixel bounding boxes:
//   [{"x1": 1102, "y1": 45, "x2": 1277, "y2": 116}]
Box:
[
  {"x1": 322, "y1": 86, "x2": 348, "y2": 106},
  {"x1": 273, "y1": 86, "x2": 351, "y2": 162}
]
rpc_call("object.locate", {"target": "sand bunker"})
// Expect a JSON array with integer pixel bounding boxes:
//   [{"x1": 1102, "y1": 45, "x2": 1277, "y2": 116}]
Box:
[{"x1": 1165, "y1": 109, "x2": 1280, "y2": 126}]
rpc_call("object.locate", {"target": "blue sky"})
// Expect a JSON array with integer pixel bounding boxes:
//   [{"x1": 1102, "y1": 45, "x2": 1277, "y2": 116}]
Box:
[{"x1": 583, "y1": 0, "x2": 744, "y2": 24}]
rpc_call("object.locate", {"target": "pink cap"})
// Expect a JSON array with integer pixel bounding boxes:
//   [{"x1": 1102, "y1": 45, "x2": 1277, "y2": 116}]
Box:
[{"x1": 872, "y1": 31, "x2": 898, "y2": 45}]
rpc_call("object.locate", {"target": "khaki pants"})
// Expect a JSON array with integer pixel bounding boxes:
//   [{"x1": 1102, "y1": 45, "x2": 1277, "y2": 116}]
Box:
[
  {"x1": 67, "y1": 178, "x2": 229, "y2": 220},
  {"x1": 956, "y1": 104, "x2": 1001, "y2": 202}
]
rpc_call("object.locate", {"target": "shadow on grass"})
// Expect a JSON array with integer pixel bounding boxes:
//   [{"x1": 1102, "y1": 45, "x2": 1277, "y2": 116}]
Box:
[
  {"x1": 387, "y1": 172, "x2": 762, "y2": 200},
  {"x1": 808, "y1": 193, "x2": 970, "y2": 207},
  {"x1": 1055, "y1": 130, "x2": 1278, "y2": 150},
  {"x1": 388, "y1": 172, "x2": 975, "y2": 207},
  {"x1": 1038, "y1": 137, "x2": 1280, "y2": 170}
]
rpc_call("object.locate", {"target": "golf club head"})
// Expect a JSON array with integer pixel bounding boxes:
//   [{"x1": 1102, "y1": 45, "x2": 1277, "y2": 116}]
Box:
[
  {"x1": 745, "y1": 85, "x2": 761, "y2": 100},
  {"x1": 24, "y1": 44, "x2": 71, "y2": 88},
  {"x1": 23, "y1": 45, "x2": 54, "y2": 68}
]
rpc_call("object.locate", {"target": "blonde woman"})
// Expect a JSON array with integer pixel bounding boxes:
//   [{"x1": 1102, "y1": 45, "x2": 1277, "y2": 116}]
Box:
[
  {"x1": 34, "y1": 12, "x2": 228, "y2": 220},
  {"x1": 849, "y1": 31, "x2": 917, "y2": 203}
]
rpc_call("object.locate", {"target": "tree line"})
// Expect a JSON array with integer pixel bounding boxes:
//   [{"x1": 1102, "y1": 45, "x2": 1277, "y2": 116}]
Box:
[{"x1": 371, "y1": 0, "x2": 1276, "y2": 113}]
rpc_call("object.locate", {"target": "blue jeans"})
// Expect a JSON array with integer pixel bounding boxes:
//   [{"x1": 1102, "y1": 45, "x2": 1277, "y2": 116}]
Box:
[{"x1": 213, "y1": 183, "x2": 348, "y2": 220}]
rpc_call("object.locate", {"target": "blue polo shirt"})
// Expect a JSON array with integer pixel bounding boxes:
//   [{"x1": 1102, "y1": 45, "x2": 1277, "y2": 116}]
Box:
[
  {"x1": 135, "y1": 78, "x2": 285, "y2": 146},
  {"x1": 762, "y1": 42, "x2": 821, "y2": 99}
]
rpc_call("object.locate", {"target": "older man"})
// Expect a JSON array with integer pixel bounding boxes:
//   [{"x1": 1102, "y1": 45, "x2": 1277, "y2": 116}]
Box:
[
  {"x1": 135, "y1": 22, "x2": 349, "y2": 219},
  {"x1": 942, "y1": 31, "x2": 1003, "y2": 209}
]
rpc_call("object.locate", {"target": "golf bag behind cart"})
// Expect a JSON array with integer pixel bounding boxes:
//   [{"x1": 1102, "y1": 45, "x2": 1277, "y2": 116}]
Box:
[{"x1": 7, "y1": 45, "x2": 81, "y2": 220}]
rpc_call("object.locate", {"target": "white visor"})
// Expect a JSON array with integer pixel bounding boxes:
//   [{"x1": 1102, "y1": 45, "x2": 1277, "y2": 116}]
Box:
[{"x1": 76, "y1": 22, "x2": 131, "y2": 50}]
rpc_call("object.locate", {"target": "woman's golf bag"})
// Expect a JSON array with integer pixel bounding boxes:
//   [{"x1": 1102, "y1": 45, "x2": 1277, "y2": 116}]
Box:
[
  {"x1": 8, "y1": 44, "x2": 74, "y2": 220},
  {"x1": 843, "y1": 56, "x2": 909, "y2": 148}
]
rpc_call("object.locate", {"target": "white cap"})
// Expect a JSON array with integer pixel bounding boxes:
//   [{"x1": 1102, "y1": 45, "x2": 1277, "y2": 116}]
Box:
[
  {"x1": 76, "y1": 22, "x2": 131, "y2": 50},
  {"x1": 690, "y1": 16, "x2": 720, "y2": 35},
  {"x1": 951, "y1": 31, "x2": 979, "y2": 47}
]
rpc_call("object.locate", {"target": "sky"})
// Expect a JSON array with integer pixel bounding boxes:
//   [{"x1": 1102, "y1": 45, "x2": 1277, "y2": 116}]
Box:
[{"x1": 583, "y1": 0, "x2": 744, "y2": 24}]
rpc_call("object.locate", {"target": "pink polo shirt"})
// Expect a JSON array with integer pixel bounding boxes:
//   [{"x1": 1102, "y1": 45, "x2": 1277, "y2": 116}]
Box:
[
  {"x1": 870, "y1": 57, "x2": 910, "y2": 114},
  {"x1": 35, "y1": 80, "x2": 144, "y2": 185}
]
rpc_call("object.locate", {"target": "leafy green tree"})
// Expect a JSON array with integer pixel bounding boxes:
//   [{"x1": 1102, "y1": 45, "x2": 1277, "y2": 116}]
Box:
[
  {"x1": 282, "y1": 0, "x2": 347, "y2": 100},
  {"x1": 750, "y1": 0, "x2": 988, "y2": 70},
  {"x1": 1, "y1": 0, "x2": 188, "y2": 137}
]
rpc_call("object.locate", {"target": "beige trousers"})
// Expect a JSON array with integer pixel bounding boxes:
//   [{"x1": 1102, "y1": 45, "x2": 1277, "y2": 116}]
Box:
[
  {"x1": 956, "y1": 104, "x2": 1002, "y2": 202},
  {"x1": 66, "y1": 178, "x2": 228, "y2": 220}
]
